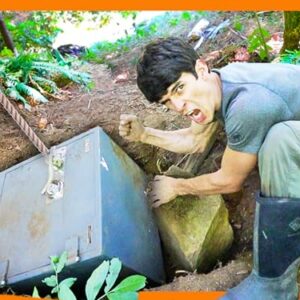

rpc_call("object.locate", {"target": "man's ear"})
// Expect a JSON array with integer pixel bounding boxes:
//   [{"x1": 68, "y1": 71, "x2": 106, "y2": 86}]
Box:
[{"x1": 195, "y1": 59, "x2": 209, "y2": 79}]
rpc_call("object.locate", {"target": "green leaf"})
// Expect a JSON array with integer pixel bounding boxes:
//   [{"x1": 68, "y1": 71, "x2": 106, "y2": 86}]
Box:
[
  {"x1": 149, "y1": 23, "x2": 157, "y2": 34},
  {"x1": 57, "y1": 251, "x2": 68, "y2": 273},
  {"x1": 104, "y1": 258, "x2": 122, "y2": 294},
  {"x1": 85, "y1": 260, "x2": 110, "y2": 300},
  {"x1": 0, "y1": 47, "x2": 14, "y2": 58},
  {"x1": 110, "y1": 275, "x2": 146, "y2": 293},
  {"x1": 50, "y1": 255, "x2": 60, "y2": 271},
  {"x1": 107, "y1": 292, "x2": 138, "y2": 300},
  {"x1": 42, "y1": 275, "x2": 57, "y2": 287},
  {"x1": 52, "y1": 277, "x2": 77, "y2": 294},
  {"x1": 5, "y1": 87, "x2": 31, "y2": 110},
  {"x1": 32, "y1": 286, "x2": 40, "y2": 298},
  {"x1": 233, "y1": 21, "x2": 244, "y2": 32},
  {"x1": 168, "y1": 18, "x2": 179, "y2": 26},
  {"x1": 181, "y1": 12, "x2": 192, "y2": 21},
  {"x1": 32, "y1": 75, "x2": 58, "y2": 93},
  {"x1": 31, "y1": 61, "x2": 91, "y2": 86},
  {"x1": 16, "y1": 82, "x2": 48, "y2": 103},
  {"x1": 58, "y1": 284, "x2": 77, "y2": 300}
]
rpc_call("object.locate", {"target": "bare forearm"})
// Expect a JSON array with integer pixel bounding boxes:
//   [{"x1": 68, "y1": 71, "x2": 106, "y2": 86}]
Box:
[
  {"x1": 141, "y1": 122, "x2": 218, "y2": 154},
  {"x1": 141, "y1": 127, "x2": 197, "y2": 153},
  {"x1": 175, "y1": 170, "x2": 242, "y2": 196}
]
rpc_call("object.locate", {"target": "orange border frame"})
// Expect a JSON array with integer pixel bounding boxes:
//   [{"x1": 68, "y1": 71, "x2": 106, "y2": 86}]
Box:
[
  {"x1": 0, "y1": 293, "x2": 226, "y2": 299},
  {"x1": 0, "y1": 0, "x2": 299, "y2": 10}
]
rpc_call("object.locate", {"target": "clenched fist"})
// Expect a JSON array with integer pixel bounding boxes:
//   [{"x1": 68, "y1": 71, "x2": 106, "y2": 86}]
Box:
[{"x1": 119, "y1": 114, "x2": 146, "y2": 142}]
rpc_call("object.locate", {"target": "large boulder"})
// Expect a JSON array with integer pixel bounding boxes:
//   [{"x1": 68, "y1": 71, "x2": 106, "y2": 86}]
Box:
[{"x1": 154, "y1": 194, "x2": 233, "y2": 272}]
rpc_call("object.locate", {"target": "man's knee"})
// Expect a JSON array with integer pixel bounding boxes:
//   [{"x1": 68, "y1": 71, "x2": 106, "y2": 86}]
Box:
[{"x1": 259, "y1": 122, "x2": 294, "y2": 164}]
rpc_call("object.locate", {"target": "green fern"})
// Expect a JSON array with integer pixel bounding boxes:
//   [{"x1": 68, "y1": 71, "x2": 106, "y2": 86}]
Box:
[
  {"x1": 0, "y1": 52, "x2": 91, "y2": 108},
  {"x1": 3, "y1": 74, "x2": 19, "y2": 88},
  {"x1": 16, "y1": 82, "x2": 48, "y2": 104},
  {"x1": 31, "y1": 75, "x2": 58, "y2": 93},
  {"x1": 280, "y1": 50, "x2": 300, "y2": 65},
  {"x1": 5, "y1": 87, "x2": 31, "y2": 110},
  {"x1": 31, "y1": 62, "x2": 90, "y2": 85},
  {"x1": 6, "y1": 53, "x2": 37, "y2": 82}
]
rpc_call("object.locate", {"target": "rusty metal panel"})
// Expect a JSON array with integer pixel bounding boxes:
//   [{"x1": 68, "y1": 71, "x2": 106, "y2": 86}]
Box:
[{"x1": 0, "y1": 127, "x2": 165, "y2": 290}]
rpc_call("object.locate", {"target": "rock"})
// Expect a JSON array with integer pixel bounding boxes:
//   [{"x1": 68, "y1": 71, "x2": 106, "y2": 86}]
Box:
[{"x1": 154, "y1": 194, "x2": 233, "y2": 272}]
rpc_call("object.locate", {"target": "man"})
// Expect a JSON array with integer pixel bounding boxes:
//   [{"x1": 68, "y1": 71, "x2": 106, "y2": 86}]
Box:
[{"x1": 118, "y1": 37, "x2": 300, "y2": 300}]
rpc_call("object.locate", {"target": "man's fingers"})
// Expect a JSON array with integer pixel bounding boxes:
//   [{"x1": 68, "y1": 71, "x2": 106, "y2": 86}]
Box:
[
  {"x1": 120, "y1": 120, "x2": 132, "y2": 127},
  {"x1": 119, "y1": 130, "x2": 129, "y2": 137},
  {"x1": 119, "y1": 126, "x2": 130, "y2": 133},
  {"x1": 120, "y1": 114, "x2": 137, "y2": 123}
]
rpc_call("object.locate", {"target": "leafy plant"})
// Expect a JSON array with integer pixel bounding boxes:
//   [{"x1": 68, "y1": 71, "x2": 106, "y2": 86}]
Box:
[
  {"x1": 247, "y1": 13, "x2": 271, "y2": 61},
  {"x1": 4, "y1": 12, "x2": 62, "y2": 51},
  {"x1": 0, "y1": 47, "x2": 14, "y2": 58},
  {"x1": 247, "y1": 28, "x2": 271, "y2": 60},
  {"x1": 120, "y1": 11, "x2": 137, "y2": 20},
  {"x1": 87, "y1": 258, "x2": 146, "y2": 300},
  {"x1": 280, "y1": 50, "x2": 300, "y2": 64},
  {"x1": 181, "y1": 12, "x2": 192, "y2": 21},
  {"x1": 33, "y1": 253, "x2": 146, "y2": 300},
  {"x1": 39, "y1": 252, "x2": 77, "y2": 300},
  {"x1": 233, "y1": 16, "x2": 244, "y2": 32},
  {"x1": 168, "y1": 18, "x2": 179, "y2": 27},
  {"x1": 0, "y1": 53, "x2": 91, "y2": 109}
]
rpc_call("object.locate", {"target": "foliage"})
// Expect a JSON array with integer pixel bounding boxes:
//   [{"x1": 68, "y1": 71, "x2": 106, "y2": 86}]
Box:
[
  {"x1": 3, "y1": 12, "x2": 62, "y2": 51},
  {"x1": 33, "y1": 253, "x2": 146, "y2": 300},
  {"x1": 0, "y1": 53, "x2": 91, "y2": 109},
  {"x1": 83, "y1": 11, "x2": 204, "y2": 64},
  {"x1": 120, "y1": 11, "x2": 138, "y2": 20},
  {"x1": 233, "y1": 16, "x2": 244, "y2": 32},
  {"x1": 280, "y1": 50, "x2": 300, "y2": 64},
  {"x1": 247, "y1": 27, "x2": 271, "y2": 60}
]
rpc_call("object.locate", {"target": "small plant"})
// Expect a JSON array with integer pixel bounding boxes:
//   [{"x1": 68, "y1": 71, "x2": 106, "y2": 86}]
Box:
[
  {"x1": 247, "y1": 13, "x2": 271, "y2": 61},
  {"x1": 247, "y1": 28, "x2": 271, "y2": 60},
  {"x1": 181, "y1": 12, "x2": 192, "y2": 21},
  {"x1": 33, "y1": 252, "x2": 146, "y2": 300},
  {"x1": 280, "y1": 50, "x2": 300, "y2": 65},
  {"x1": 168, "y1": 18, "x2": 179, "y2": 27},
  {"x1": 233, "y1": 16, "x2": 244, "y2": 32}
]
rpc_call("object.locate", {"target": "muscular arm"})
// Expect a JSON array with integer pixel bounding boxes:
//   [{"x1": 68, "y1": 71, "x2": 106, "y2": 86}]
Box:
[
  {"x1": 178, "y1": 146, "x2": 257, "y2": 194},
  {"x1": 150, "y1": 146, "x2": 257, "y2": 207},
  {"x1": 141, "y1": 121, "x2": 219, "y2": 153},
  {"x1": 119, "y1": 114, "x2": 219, "y2": 154}
]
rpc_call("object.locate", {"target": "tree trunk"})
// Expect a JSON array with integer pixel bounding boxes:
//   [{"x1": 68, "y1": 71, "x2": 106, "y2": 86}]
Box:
[
  {"x1": 0, "y1": 12, "x2": 17, "y2": 55},
  {"x1": 281, "y1": 11, "x2": 300, "y2": 53}
]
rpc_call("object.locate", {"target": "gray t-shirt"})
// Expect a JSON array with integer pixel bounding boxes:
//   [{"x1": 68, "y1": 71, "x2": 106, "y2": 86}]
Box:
[{"x1": 215, "y1": 63, "x2": 300, "y2": 154}]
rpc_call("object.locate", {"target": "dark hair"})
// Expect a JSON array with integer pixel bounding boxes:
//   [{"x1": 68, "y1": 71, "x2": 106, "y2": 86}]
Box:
[{"x1": 137, "y1": 37, "x2": 199, "y2": 103}]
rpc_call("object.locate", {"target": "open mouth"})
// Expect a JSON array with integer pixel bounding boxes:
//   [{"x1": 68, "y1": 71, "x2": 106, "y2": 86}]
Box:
[{"x1": 186, "y1": 109, "x2": 206, "y2": 123}]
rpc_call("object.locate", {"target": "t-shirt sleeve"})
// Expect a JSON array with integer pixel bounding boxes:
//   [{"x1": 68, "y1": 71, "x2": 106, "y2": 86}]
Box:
[{"x1": 225, "y1": 88, "x2": 291, "y2": 154}]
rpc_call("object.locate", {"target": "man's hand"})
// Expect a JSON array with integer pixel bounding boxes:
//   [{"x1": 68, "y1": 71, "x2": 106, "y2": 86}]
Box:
[
  {"x1": 119, "y1": 114, "x2": 145, "y2": 142},
  {"x1": 149, "y1": 175, "x2": 180, "y2": 208}
]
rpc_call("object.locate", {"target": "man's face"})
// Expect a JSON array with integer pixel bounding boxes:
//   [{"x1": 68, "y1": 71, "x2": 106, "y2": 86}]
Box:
[{"x1": 159, "y1": 60, "x2": 221, "y2": 125}]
